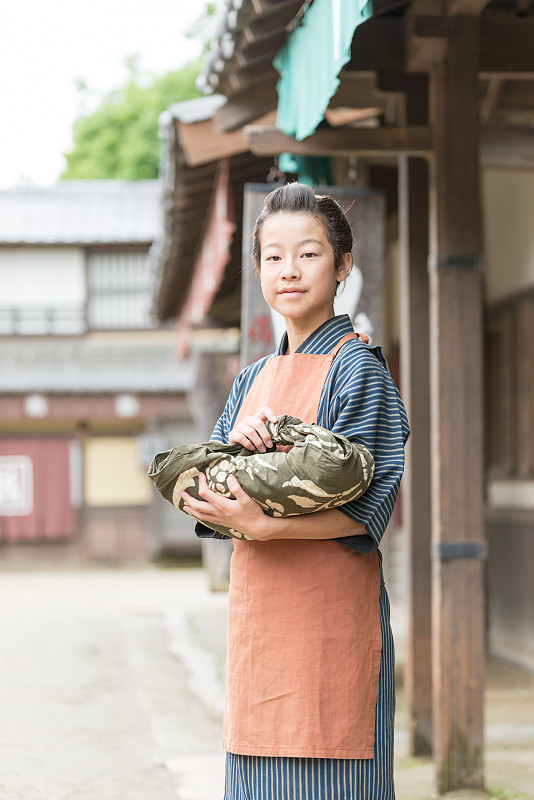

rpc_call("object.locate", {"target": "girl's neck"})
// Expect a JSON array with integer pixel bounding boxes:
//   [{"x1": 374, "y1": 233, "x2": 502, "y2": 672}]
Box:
[{"x1": 284, "y1": 311, "x2": 335, "y2": 355}]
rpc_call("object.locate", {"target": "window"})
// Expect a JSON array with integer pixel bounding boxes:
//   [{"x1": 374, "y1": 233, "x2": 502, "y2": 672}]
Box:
[
  {"x1": 485, "y1": 289, "x2": 534, "y2": 479},
  {"x1": 87, "y1": 248, "x2": 153, "y2": 330},
  {"x1": 0, "y1": 247, "x2": 85, "y2": 335}
]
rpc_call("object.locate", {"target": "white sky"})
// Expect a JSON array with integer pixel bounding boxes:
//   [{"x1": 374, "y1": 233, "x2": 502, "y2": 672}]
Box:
[{"x1": 0, "y1": 0, "x2": 210, "y2": 188}]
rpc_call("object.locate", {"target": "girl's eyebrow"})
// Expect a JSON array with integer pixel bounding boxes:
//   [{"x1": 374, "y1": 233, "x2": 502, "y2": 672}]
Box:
[{"x1": 263, "y1": 238, "x2": 323, "y2": 250}]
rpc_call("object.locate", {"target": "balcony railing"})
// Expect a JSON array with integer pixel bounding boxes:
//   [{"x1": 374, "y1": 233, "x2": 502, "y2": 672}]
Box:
[{"x1": 0, "y1": 306, "x2": 86, "y2": 336}]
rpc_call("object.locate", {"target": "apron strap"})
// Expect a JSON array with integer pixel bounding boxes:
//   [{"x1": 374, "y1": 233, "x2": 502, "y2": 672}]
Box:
[{"x1": 331, "y1": 331, "x2": 369, "y2": 358}]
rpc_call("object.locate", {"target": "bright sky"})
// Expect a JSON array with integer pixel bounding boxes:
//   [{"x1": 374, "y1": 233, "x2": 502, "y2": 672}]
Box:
[{"x1": 0, "y1": 0, "x2": 209, "y2": 188}]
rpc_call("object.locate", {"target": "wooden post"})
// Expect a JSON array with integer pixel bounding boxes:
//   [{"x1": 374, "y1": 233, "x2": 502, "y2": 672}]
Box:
[
  {"x1": 428, "y1": 18, "x2": 486, "y2": 792},
  {"x1": 398, "y1": 75, "x2": 433, "y2": 757}
]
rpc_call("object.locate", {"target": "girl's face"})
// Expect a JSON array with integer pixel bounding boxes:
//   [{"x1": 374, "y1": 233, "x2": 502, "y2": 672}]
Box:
[{"x1": 259, "y1": 212, "x2": 351, "y2": 331}]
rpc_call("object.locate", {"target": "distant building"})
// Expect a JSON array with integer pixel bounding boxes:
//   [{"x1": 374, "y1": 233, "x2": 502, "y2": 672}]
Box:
[{"x1": 0, "y1": 181, "x2": 198, "y2": 567}]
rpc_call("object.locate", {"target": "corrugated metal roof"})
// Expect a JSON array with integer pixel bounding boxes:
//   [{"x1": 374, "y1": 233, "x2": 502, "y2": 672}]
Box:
[
  {"x1": 0, "y1": 341, "x2": 192, "y2": 394},
  {"x1": 0, "y1": 181, "x2": 162, "y2": 245}
]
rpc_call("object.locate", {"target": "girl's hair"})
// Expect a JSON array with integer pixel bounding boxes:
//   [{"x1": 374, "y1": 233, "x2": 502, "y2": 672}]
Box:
[{"x1": 251, "y1": 182, "x2": 353, "y2": 274}]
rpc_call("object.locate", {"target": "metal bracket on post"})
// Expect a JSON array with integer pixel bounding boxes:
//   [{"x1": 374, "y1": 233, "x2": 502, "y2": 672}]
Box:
[{"x1": 431, "y1": 541, "x2": 488, "y2": 560}]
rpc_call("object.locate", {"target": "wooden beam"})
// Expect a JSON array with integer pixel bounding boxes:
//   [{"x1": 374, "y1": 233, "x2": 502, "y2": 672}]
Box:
[
  {"x1": 446, "y1": 0, "x2": 491, "y2": 13},
  {"x1": 244, "y1": 125, "x2": 432, "y2": 157},
  {"x1": 480, "y1": 125, "x2": 534, "y2": 168},
  {"x1": 405, "y1": 4, "x2": 448, "y2": 73},
  {"x1": 251, "y1": 0, "x2": 299, "y2": 15},
  {"x1": 177, "y1": 116, "x2": 250, "y2": 167},
  {"x1": 481, "y1": 71, "x2": 534, "y2": 81},
  {"x1": 235, "y1": 30, "x2": 287, "y2": 69},
  {"x1": 399, "y1": 154, "x2": 433, "y2": 759},
  {"x1": 428, "y1": 17, "x2": 485, "y2": 792},
  {"x1": 330, "y1": 71, "x2": 401, "y2": 111},
  {"x1": 398, "y1": 73, "x2": 433, "y2": 759},
  {"x1": 408, "y1": 14, "x2": 534, "y2": 73},
  {"x1": 215, "y1": 80, "x2": 278, "y2": 133},
  {"x1": 480, "y1": 17, "x2": 534, "y2": 73},
  {"x1": 480, "y1": 77, "x2": 504, "y2": 125},
  {"x1": 224, "y1": 59, "x2": 276, "y2": 94},
  {"x1": 242, "y1": 0, "x2": 302, "y2": 41}
]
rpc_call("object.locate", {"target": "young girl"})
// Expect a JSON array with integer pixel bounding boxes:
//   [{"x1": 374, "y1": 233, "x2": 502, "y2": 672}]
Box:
[{"x1": 181, "y1": 182, "x2": 409, "y2": 800}]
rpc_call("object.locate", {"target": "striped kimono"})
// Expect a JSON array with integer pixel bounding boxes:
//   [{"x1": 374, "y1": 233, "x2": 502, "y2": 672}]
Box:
[{"x1": 197, "y1": 314, "x2": 410, "y2": 800}]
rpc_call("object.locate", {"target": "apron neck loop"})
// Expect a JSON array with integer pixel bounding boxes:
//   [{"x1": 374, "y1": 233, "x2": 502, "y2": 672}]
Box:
[{"x1": 330, "y1": 331, "x2": 368, "y2": 359}]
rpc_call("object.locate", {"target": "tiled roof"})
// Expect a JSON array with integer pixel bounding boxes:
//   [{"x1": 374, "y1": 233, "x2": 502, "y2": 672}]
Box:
[
  {"x1": 0, "y1": 181, "x2": 161, "y2": 245},
  {"x1": 160, "y1": 94, "x2": 226, "y2": 126},
  {"x1": 197, "y1": 0, "x2": 305, "y2": 98},
  {"x1": 0, "y1": 341, "x2": 192, "y2": 394}
]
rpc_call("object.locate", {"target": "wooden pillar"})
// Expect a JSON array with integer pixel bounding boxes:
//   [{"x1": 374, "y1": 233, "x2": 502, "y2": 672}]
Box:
[
  {"x1": 399, "y1": 75, "x2": 433, "y2": 757},
  {"x1": 428, "y1": 18, "x2": 486, "y2": 793}
]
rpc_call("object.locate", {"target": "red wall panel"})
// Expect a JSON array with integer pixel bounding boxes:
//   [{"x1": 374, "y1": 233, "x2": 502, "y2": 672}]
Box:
[{"x1": 0, "y1": 439, "x2": 75, "y2": 542}]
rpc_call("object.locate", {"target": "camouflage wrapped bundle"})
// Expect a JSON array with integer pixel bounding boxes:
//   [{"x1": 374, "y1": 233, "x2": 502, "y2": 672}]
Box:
[{"x1": 147, "y1": 415, "x2": 374, "y2": 540}]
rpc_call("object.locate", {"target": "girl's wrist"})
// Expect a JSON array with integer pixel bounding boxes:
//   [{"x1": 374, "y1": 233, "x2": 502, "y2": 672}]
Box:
[{"x1": 255, "y1": 513, "x2": 287, "y2": 541}]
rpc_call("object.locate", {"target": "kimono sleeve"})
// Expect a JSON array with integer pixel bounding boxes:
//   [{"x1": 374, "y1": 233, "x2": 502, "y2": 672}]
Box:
[
  {"x1": 209, "y1": 367, "x2": 249, "y2": 444},
  {"x1": 195, "y1": 360, "x2": 267, "y2": 541},
  {"x1": 324, "y1": 346, "x2": 410, "y2": 551}
]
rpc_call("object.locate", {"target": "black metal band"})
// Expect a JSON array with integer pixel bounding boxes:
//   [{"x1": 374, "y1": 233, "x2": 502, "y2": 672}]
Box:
[
  {"x1": 432, "y1": 541, "x2": 488, "y2": 560},
  {"x1": 428, "y1": 254, "x2": 483, "y2": 272}
]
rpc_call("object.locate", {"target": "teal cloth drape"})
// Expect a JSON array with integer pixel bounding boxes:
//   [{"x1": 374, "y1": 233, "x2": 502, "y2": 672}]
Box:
[
  {"x1": 278, "y1": 153, "x2": 333, "y2": 186},
  {"x1": 274, "y1": 0, "x2": 373, "y2": 141}
]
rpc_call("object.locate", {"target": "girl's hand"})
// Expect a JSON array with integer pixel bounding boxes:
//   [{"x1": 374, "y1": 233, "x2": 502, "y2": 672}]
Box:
[
  {"x1": 181, "y1": 473, "x2": 267, "y2": 539},
  {"x1": 228, "y1": 406, "x2": 278, "y2": 453}
]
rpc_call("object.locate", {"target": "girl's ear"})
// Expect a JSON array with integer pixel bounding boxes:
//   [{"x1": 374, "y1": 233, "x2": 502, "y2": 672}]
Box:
[{"x1": 337, "y1": 252, "x2": 353, "y2": 283}]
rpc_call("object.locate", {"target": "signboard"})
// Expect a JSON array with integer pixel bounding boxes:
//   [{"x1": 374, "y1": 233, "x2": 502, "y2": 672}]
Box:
[
  {"x1": 0, "y1": 455, "x2": 33, "y2": 516},
  {"x1": 241, "y1": 183, "x2": 385, "y2": 367}
]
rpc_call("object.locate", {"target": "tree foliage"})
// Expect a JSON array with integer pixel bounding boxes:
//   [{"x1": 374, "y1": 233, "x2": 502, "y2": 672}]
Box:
[{"x1": 61, "y1": 59, "x2": 202, "y2": 180}]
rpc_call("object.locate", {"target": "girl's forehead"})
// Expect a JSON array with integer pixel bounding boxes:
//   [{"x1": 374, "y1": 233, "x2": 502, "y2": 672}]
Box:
[{"x1": 261, "y1": 212, "x2": 327, "y2": 242}]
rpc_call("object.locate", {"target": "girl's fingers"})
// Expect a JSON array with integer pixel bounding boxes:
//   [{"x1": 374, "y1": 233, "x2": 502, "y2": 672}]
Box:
[
  {"x1": 260, "y1": 406, "x2": 278, "y2": 424},
  {"x1": 241, "y1": 423, "x2": 268, "y2": 451},
  {"x1": 228, "y1": 430, "x2": 255, "y2": 450},
  {"x1": 229, "y1": 417, "x2": 273, "y2": 451},
  {"x1": 227, "y1": 474, "x2": 246, "y2": 499}
]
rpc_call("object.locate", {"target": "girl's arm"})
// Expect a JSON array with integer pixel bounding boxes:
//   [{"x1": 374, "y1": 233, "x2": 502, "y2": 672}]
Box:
[{"x1": 181, "y1": 473, "x2": 368, "y2": 541}]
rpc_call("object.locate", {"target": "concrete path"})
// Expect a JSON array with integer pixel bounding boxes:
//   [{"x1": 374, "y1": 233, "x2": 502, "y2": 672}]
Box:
[
  {"x1": 0, "y1": 566, "x2": 532, "y2": 800},
  {"x1": 0, "y1": 568, "x2": 225, "y2": 800}
]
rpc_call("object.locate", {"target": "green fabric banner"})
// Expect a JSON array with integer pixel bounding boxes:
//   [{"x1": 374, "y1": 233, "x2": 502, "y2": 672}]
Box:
[{"x1": 274, "y1": 0, "x2": 373, "y2": 141}]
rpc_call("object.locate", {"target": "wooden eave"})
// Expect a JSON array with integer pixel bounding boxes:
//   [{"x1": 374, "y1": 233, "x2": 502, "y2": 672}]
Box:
[
  {"x1": 205, "y1": 0, "x2": 304, "y2": 97},
  {"x1": 154, "y1": 113, "x2": 273, "y2": 323},
  {"x1": 244, "y1": 124, "x2": 433, "y2": 158}
]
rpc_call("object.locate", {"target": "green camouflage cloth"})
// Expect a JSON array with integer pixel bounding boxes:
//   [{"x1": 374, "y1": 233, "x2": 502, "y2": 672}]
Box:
[{"x1": 147, "y1": 415, "x2": 374, "y2": 540}]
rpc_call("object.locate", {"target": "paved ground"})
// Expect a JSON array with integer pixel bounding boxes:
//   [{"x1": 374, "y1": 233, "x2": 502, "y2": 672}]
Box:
[
  {"x1": 0, "y1": 566, "x2": 532, "y2": 800},
  {"x1": 0, "y1": 567, "x2": 226, "y2": 800}
]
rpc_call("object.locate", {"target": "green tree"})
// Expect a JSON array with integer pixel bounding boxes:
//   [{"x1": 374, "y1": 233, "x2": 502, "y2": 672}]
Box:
[{"x1": 61, "y1": 58, "x2": 202, "y2": 180}]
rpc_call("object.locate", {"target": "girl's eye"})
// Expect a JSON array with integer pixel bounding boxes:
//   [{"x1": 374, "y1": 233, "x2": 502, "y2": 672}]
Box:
[
  {"x1": 302, "y1": 252, "x2": 316, "y2": 259},
  {"x1": 265, "y1": 255, "x2": 281, "y2": 262}
]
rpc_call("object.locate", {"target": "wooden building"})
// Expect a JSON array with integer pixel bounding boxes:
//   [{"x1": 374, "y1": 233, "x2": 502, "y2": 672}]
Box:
[
  {"x1": 0, "y1": 181, "x2": 198, "y2": 566},
  {"x1": 153, "y1": 0, "x2": 534, "y2": 792}
]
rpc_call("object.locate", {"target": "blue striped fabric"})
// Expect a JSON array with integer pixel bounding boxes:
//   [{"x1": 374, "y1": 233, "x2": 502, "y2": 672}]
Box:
[
  {"x1": 205, "y1": 314, "x2": 409, "y2": 553},
  {"x1": 224, "y1": 583, "x2": 396, "y2": 800}
]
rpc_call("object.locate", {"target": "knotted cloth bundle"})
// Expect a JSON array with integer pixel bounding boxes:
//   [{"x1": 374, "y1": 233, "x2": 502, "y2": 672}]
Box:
[{"x1": 147, "y1": 415, "x2": 375, "y2": 540}]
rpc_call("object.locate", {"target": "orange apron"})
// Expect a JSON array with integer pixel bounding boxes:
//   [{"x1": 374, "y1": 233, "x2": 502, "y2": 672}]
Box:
[{"x1": 223, "y1": 332, "x2": 382, "y2": 760}]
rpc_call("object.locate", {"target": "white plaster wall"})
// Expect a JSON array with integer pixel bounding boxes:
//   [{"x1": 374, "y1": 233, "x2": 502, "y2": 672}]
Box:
[
  {"x1": 0, "y1": 247, "x2": 85, "y2": 306},
  {"x1": 482, "y1": 168, "x2": 534, "y2": 304}
]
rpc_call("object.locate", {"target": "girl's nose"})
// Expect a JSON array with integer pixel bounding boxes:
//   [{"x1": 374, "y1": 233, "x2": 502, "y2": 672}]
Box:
[{"x1": 280, "y1": 259, "x2": 300, "y2": 279}]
